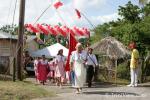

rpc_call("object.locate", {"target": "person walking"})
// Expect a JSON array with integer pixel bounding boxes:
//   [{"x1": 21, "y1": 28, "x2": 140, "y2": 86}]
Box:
[
  {"x1": 127, "y1": 42, "x2": 139, "y2": 87},
  {"x1": 34, "y1": 57, "x2": 41, "y2": 83},
  {"x1": 47, "y1": 59, "x2": 56, "y2": 83},
  {"x1": 86, "y1": 48, "x2": 98, "y2": 87},
  {"x1": 70, "y1": 43, "x2": 87, "y2": 94},
  {"x1": 37, "y1": 55, "x2": 48, "y2": 85},
  {"x1": 55, "y1": 49, "x2": 66, "y2": 88}
]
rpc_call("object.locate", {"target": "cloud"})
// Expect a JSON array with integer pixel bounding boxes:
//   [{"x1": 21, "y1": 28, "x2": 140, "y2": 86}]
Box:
[
  {"x1": 72, "y1": 13, "x2": 119, "y2": 29},
  {"x1": 91, "y1": 13, "x2": 119, "y2": 24},
  {"x1": 73, "y1": 0, "x2": 106, "y2": 11},
  {"x1": 0, "y1": 0, "x2": 119, "y2": 29}
]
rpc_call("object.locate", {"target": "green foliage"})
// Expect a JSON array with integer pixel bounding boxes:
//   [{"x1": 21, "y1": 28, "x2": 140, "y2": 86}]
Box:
[
  {"x1": 139, "y1": 0, "x2": 149, "y2": 5},
  {"x1": 142, "y1": 3, "x2": 150, "y2": 16},
  {"x1": 91, "y1": 23, "x2": 111, "y2": 44},
  {"x1": 0, "y1": 25, "x2": 18, "y2": 34},
  {"x1": 91, "y1": 2, "x2": 150, "y2": 82},
  {"x1": 117, "y1": 61, "x2": 130, "y2": 80},
  {"x1": 118, "y1": 1, "x2": 141, "y2": 23}
]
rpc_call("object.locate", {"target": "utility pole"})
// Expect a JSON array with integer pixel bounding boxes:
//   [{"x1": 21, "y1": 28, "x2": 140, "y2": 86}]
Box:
[{"x1": 16, "y1": 0, "x2": 25, "y2": 81}]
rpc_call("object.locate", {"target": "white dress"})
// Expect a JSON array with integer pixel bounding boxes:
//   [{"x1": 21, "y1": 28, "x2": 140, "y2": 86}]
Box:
[{"x1": 70, "y1": 51, "x2": 87, "y2": 88}]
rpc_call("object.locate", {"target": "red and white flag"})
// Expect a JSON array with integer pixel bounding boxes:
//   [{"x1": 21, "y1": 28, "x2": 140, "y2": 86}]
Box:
[
  {"x1": 75, "y1": 9, "x2": 81, "y2": 19},
  {"x1": 53, "y1": 0, "x2": 63, "y2": 9},
  {"x1": 65, "y1": 33, "x2": 77, "y2": 71}
]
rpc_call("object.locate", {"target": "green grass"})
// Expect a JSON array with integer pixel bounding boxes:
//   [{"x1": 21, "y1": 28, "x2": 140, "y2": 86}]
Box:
[
  {"x1": 0, "y1": 80, "x2": 55, "y2": 100},
  {"x1": 97, "y1": 74, "x2": 129, "y2": 85},
  {"x1": 115, "y1": 78, "x2": 129, "y2": 85}
]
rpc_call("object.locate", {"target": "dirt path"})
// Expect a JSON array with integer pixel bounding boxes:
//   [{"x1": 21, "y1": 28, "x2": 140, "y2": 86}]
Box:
[{"x1": 27, "y1": 78, "x2": 150, "y2": 100}]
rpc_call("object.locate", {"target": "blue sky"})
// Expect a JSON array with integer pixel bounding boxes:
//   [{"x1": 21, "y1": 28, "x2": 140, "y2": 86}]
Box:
[{"x1": 0, "y1": 0, "x2": 139, "y2": 28}]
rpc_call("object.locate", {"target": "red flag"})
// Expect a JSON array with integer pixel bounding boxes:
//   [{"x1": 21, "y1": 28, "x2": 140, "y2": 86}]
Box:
[
  {"x1": 28, "y1": 24, "x2": 39, "y2": 33},
  {"x1": 37, "y1": 24, "x2": 49, "y2": 35},
  {"x1": 65, "y1": 34, "x2": 77, "y2": 71},
  {"x1": 75, "y1": 9, "x2": 81, "y2": 19},
  {"x1": 53, "y1": 1, "x2": 63, "y2": 9},
  {"x1": 47, "y1": 25, "x2": 57, "y2": 35}
]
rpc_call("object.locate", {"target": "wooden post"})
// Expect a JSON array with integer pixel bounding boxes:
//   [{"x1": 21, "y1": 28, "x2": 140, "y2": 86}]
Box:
[
  {"x1": 115, "y1": 59, "x2": 118, "y2": 85},
  {"x1": 16, "y1": 0, "x2": 25, "y2": 81},
  {"x1": 13, "y1": 58, "x2": 16, "y2": 82}
]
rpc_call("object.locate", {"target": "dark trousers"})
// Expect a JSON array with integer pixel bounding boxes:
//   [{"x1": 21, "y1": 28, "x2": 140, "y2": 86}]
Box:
[
  {"x1": 86, "y1": 65, "x2": 94, "y2": 87},
  {"x1": 70, "y1": 71, "x2": 75, "y2": 86}
]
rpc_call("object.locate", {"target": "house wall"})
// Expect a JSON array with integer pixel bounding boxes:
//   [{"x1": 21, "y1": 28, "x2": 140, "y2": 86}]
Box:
[
  {"x1": 0, "y1": 56, "x2": 9, "y2": 74},
  {"x1": 0, "y1": 39, "x2": 17, "y2": 75},
  {"x1": 0, "y1": 39, "x2": 17, "y2": 56}
]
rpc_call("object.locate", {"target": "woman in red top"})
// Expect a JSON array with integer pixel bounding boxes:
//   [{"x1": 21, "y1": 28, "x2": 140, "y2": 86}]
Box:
[{"x1": 37, "y1": 55, "x2": 48, "y2": 85}]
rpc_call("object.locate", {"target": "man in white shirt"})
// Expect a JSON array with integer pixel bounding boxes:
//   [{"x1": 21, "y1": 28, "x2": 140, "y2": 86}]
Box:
[{"x1": 86, "y1": 48, "x2": 98, "y2": 87}]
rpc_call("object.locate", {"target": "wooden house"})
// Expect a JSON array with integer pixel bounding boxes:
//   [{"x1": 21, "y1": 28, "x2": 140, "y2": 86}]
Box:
[{"x1": 0, "y1": 31, "x2": 17, "y2": 75}]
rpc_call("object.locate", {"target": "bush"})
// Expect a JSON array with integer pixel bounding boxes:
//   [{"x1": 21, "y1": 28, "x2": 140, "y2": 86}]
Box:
[{"x1": 117, "y1": 61, "x2": 130, "y2": 80}]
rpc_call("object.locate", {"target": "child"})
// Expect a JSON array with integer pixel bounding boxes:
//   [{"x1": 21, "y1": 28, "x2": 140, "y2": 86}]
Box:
[{"x1": 47, "y1": 59, "x2": 56, "y2": 83}]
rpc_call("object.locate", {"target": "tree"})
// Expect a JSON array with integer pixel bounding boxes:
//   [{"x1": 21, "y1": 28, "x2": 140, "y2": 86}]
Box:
[
  {"x1": 118, "y1": 1, "x2": 141, "y2": 23},
  {"x1": 91, "y1": 0, "x2": 150, "y2": 83},
  {"x1": 142, "y1": 2, "x2": 150, "y2": 16},
  {"x1": 91, "y1": 23, "x2": 110, "y2": 44},
  {"x1": 139, "y1": 0, "x2": 149, "y2": 5},
  {"x1": 92, "y1": 1, "x2": 150, "y2": 54},
  {"x1": 0, "y1": 25, "x2": 18, "y2": 34}
]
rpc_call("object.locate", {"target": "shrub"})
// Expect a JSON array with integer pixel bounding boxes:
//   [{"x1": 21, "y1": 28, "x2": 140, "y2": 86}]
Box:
[{"x1": 117, "y1": 61, "x2": 130, "y2": 80}]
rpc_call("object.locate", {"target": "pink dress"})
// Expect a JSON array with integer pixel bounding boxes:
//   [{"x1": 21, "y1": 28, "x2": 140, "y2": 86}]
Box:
[
  {"x1": 55, "y1": 55, "x2": 65, "y2": 78},
  {"x1": 37, "y1": 60, "x2": 48, "y2": 81},
  {"x1": 47, "y1": 61, "x2": 56, "y2": 78}
]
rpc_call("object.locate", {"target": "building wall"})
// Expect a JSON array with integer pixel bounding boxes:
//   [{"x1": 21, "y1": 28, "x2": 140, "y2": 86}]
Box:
[
  {"x1": 0, "y1": 39, "x2": 17, "y2": 56},
  {"x1": 0, "y1": 39, "x2": 17, "y2": 75},
  {"x1": 0, "y1": 56, "x2": 9, "y2": 74}
]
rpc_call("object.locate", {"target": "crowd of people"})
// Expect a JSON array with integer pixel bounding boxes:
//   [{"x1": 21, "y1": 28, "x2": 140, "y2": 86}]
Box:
[
  {"x1": 31, "y1": 42, "x2": 98, "y2": 94},
  {"x1": 25, "y1": 41, "x2": 140, "y2": 94}
]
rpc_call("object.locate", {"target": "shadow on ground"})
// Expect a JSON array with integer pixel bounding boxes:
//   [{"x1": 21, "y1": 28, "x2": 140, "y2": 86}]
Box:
[
  {"x1": 84, "y1": 91, "x2": 140, "y2": 96},
  {"x1": 138, "y1": 85, "x2": 150, "y2": 87}
]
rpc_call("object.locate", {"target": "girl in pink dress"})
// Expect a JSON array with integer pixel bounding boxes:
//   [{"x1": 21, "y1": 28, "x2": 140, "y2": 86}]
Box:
[
  {"x1": 47, "y1": 59, "x2": 56, "y2": 83},
  {"x1": 37, "y1": 55, "x2": 48, "y2": 85},
  {"x1": 55, "y1": 49, "x2": 66, "y2": 88}
]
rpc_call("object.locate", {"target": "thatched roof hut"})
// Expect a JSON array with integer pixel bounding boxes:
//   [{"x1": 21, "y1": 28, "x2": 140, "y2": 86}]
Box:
[{"x1": 90, "y1": 36, "x2": 130, "y2": 59}]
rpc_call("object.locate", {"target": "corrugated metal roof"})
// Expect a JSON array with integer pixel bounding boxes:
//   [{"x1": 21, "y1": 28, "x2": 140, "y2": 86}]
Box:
[
  {"x1": 0, "y1": 31, "x2": 17, "y2": 39},
  {"x1": 0, "y1": 31, "x2": 37, "y2": 41}
]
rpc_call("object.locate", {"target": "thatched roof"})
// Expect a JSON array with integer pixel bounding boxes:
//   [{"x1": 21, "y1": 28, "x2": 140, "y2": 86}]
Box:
[{"x1": 90, "y1": 36, "x2": 130, "y2": 59}]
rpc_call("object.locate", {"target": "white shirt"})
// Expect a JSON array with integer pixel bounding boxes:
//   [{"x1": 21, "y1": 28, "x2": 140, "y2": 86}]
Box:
[
  {"x1": 40, "y1": 59, "x2": 48, "y2": 65},
  {"x1": 70, "y1": 50, "x2": 87, "y2": 63},
  {"x1": 34, "y1": 59, "x2": 39, "y2": 70},
  {"x1": 34, "y1": 59, "x2": 38, "y2": 66},
  {"x1": 55, "y1": 55, "x2": 65, "y2": 63},
  {"x1": 86, "y1": 54, "x2": 98, "y2": 67}
]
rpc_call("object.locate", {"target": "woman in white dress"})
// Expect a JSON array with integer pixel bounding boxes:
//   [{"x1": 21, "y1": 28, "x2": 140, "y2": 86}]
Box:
[{"x1": 70, "y1": 43, "x2": 87, "y2": 94}]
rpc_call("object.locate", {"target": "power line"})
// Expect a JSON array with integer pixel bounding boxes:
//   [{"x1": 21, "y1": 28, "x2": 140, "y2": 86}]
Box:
[
  {"x1": 80, "y1": 12, "x2": 96, "y2": 29},
  {"x1": 55, "y1": 9, "x2": 68, "y2": 26},
  {"x1": 12, "y1": 0, "x2": 18, "y2": 26},
  {"x1": 34, "y1": 0, "x2": 53, "y2": 25},
  {"x1": 6, "y1": 0, "x2": 14, "y2": 25}
]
